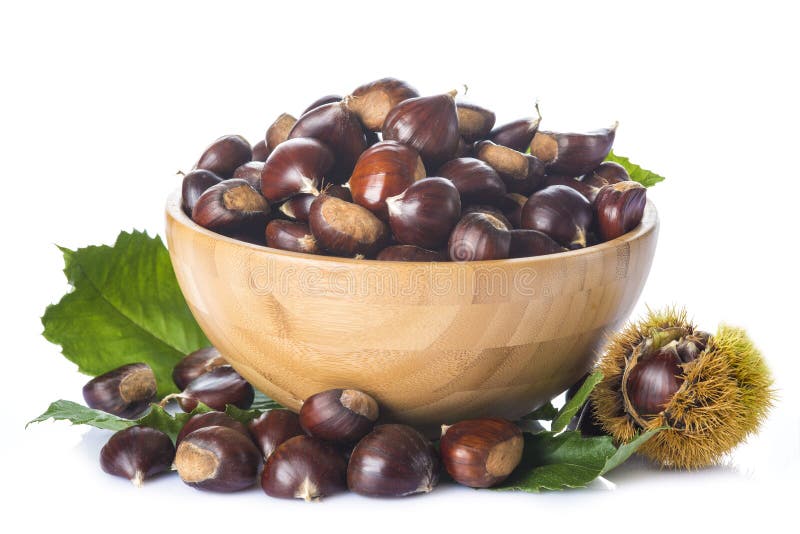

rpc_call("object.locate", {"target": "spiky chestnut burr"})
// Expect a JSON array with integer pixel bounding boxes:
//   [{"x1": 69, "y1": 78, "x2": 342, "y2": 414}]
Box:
[{"x1": 591, "y1": 308, "x2": 774, "y2": 469}]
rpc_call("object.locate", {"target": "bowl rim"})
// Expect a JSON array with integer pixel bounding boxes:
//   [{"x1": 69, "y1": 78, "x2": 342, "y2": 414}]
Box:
[{"x1": 166, "y1": 190, "x2": 659, "y2": 267}]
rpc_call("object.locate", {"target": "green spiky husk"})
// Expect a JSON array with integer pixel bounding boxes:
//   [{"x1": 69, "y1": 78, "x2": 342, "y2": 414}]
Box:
[{"x1": 592, "y1": 307, "x2": 774, "y2": 469}]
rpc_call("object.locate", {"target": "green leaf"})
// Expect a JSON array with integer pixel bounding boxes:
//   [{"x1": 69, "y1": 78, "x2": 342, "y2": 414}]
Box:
[
  {"x1": 41, "y1": 231, "x2": 210, "y2": 397},
  {"x1": 521, "y1": 402, "x2": 558, "y2": 421},
  {"x1": 26, "y1": 400, "x2": 133, "y2": 432},
  {"x1": 551, "y1": 371, "x2": 603, "y2": 433},
  {"x1": 604, "y1": 151, "x2": 665, "y2": 187},
  {"x1": 600, "y1": 427, "x2": 662, "y2": 475},
  {"x1": 251, "y1": 390, "x2": 282, "y2": 411}
]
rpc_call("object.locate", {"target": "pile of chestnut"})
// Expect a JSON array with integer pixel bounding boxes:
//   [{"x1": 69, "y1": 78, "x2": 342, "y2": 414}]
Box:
[
  {"x1": 85, "y1": 348, "x2": 525, "y2": 499},
  {"x1": 182, "y1": 77, "x2": 647, "y2": 261}
]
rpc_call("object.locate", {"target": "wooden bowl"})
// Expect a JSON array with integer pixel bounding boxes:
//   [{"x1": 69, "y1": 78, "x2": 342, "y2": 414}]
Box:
[{"x1": 166, "y1": 192, "x2": 658, "y2": 429}]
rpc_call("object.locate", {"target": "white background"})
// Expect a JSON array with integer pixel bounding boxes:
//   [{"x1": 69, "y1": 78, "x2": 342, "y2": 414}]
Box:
[{"x1": 2, "y1": 1, "x2": 798, "y2": 532}]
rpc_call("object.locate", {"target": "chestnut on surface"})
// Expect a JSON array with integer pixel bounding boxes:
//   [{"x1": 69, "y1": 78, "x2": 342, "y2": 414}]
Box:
[
  {"x1": 278, "y1": 193, "x2": 316, "y2": 222},
  {"x1": 261, "y1": 436, "x2": 347, "y2": 501},
  {"x1": 520, "y1": 185, "x2": 593, "y2": 248},
  {"x1": 260, "y1": 137, "x2": 334, "y2": 203},
  {"x1": 456, "y1": 102, "x2": 496, "y2": 142},
  {"x1": 543, "y1": 174, "x2": 600, "y2": 203},
  {"x1": 265, "y1": 220, "x2": 320, "y2": 254},
  {"x1": 308, "y1": 194, "x2": 389, "y2": 258},
  {"x1": 347, "y1": 77, "x2": 419, "y2": 131},
  {"x1": 437, "y1": 157, "x2": 507, "y2": 205},
  {"x1": 252, "y1": 139, "x2": 270, "y2": 162},
  {"x1": 448, "y1": 212, "x2": 511, "y2": 261},
  {"x1": 530, "y1": 123, "x2": 617, "y2": 177},
  {"x1": 175, "y1": 425, "x2": 261, "y2": 492},
  {"x1": 100, "y1": 426, "x2": 175, "y2": 487},
  {"x1": 386, "y1": 177, "x2": 462, "y2": 250},
  {"x1": 487, "y1": 116, "x2": 541, "y2": 152},
  {"x1": 583, "y1": 161, "x2": 630, "y2": 188},
  {"x1": 439, "y1": 418, "x2": 523, "y2": 488},
  {"x1": 498, "y1": 193, "x2": 528, "y2": 229},
  {"x1": 347, "y1": 424, "x2": 440, "y2": 497},
  {"x1": 83, "y1": 363, "x2": 157, "y2": 419},
  {"x1": 181, "y1": 169, "x2": 223, "y2": 215},
  {"x1": 172, "y1": 346, "x2": 228, "y2": 390},
  {"x1": 164, "y1": 366, "x2": 254, "y2": 412},
  {"x1": 301, "y1": 94, "x2": 343, "y2": 116},
  {"x1": 474, "y1": 140, "x2": 545, "y2": 195},
  {"x1": 176, "y1": 411, "x2": 251, "y2": 445},
  {"x1": 266, "y1": 113, "x2": 297, "y2": 153},
  {"x1": 232, "y1": 161, "x2": 265, "y2": 191},
  {"x1": 248, "y1": 409, "x2": 305, "y2": 459},
  {"x1": 593, "y1": 181, "x2": 647, "y2": 241},
  {"x1": 509, "y1": 229, "x2": 565, "y2": 258},
  {"x1": 376, "y1": 245, "x2": 446, "y2": 262},
  {"x1": 299, "y1": 388, "x2": 379, "y2": 443},
  {"x1": 191, "y1": 179, "x2": 270, "y2": 235},
  {"x1": 195, "y1": 135, "x2": 252, "y2": 178}
]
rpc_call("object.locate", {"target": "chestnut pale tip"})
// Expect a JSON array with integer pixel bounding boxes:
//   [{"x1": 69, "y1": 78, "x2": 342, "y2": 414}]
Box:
[
  {"x1": 340, "y1": 389, "x2": 379, "y2": 421},
  {"x1": 296, "y1": 477, "x2": 320, "y2": 502}
]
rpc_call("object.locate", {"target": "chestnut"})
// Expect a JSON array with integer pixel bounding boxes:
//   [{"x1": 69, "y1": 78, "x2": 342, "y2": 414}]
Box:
[
  {"x1": 248, "y1": 409, "x2": 305, "y2": 459},
  {"x1": 83, "y1": 363, "x2": 157, "y2": 419},
  {"x1": 164, "y1": 366, "x2": 254, "y2": 412},
  {"x1": 461, "y1": 205, "x2": 512, "y2": 230},
  {"x1": 176, "y1": 411, "x2": 251, "y2": 445},
  {"x1": 437, "y1": 157, "x2": 507, "y2": 205},
  {"x1": 347, "y1": 77, "x2": 419, "y2": 131},
  {"x1": 308, "y1": 194, "x2": 389, "y2": 258},
  {"x1": 252, "y1": 139, "x2": 270, "y2": 162},
  {"x1": 382, "y1": 90, "x2": 460, "y2": 169},
  {"x1": 301, "y1": 94, "x2": 343, "y2": 116},
  {"x1": 625, "y1": 347, "x2": 683, "y2": 417},
  {"x1": 232, "y1": 161, "x2": 265, "y2": 192},
  {"x1": 278, "y1": 193, "x2": 315, "y2": 222},
  {"x1": 530, "y1": 123, "x2": 618, "y2": 177},
  {"x1": 324, "y1": 184, "x2": 353, "y2": 202},
  {"x1": 172, "y1": 346, "x2": 227, "y2": 391},
  {"x1": 593, "y1": 180, "x2": 647, "y2": 241},
  {"x1": 520, "y1": 185, "x2": 593, "y2": 248},
  {"x1": 498, "y1": 193, "x2": 527, "y2": 229},
  {"x1": 195, "y1": 134, "x2": 252, "y2": 178},
  {"x1": 386, "y1": 177, "x2": 462, "y2": 250},
  {"x1": 543, "y1": 174, "x2": 600, "y2": 202},
  {"x1": 349, "y1": 140, "x2": 426, "y2": 218},
  {"x1": 487, "y1": 115, "x2": 541, "y2": 152},
  {"x1": 100, "y1": 426, "x2": 175, "y2": 487},
  {"x1": 509, "y1": 229, "x2": 565, "y2": 258},
  {"x1": 288, "y1": 100, "x2": 367, "y2": 183},
  {"x1": 266, "y1": 113, "x2": 297, "y2": 153},
  {"x1": 265, "y1": 219, "x2": 320, "y2": 254},
  {"x1": 299, "y1": 388, "x2": 379, "y2": 442},
  {"x1": 261, "y1": 435, "x2": 347, "y2": 501},
  {"x1": 347, "y1": 424, "x2": 439, "y2": 497},
  {"x1": 181, "y1": 169, "x2": 223, "y2": 215},
  {"x1": 175, "y1": 425, "x2": 261, "y2": 492},
  {"x1": 376, "y1": 245, "x2": 446, "y2": 262},
  {"x1": 448, "y1": 212, "x2": 511, "y2": 261},
  {"x1": 439, "y1": 418, "x2": 523, "y2": 488},
  {"x1": 456, "y1": 102, "x2": 496, "y2": 142},
  {"x1": 260, "y1": 137, "x2": 334, "y2": 203},
  {"x1": 455, "y1": 136, "x2": 475, "y2": 158},
  {"x1": 583, "y1": 161, "x2": 630, "y2": 188},
  {"x1": 675, "y1": 331, "x2": 710, "y2": 364},
  {"x1": 474, "y1": 140, "x2": 545, "y2": 195},
  {"x1": 191, "y1": 179, "x2": 270, "y2": 235}
]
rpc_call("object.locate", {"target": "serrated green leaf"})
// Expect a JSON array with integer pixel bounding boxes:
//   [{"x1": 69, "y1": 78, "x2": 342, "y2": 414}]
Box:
[
  {"x1": 26, "y1": 400, "x2": 134, "y2": 432},
  {"x1": 600, "y1": 427, "x2": 662, "y2": 475},
  {"x1": 521, "y1": 402, "x2": 558, "y2": 421},
  {"x1": 551, "y1": 371, "x2": 603, "y2": 433},
  {"x1": 604, "y1": 151, "x2": 665, "y2": 187},
  {"x1": 41, "y1": 231, "x2": 210, "y2": 397}
]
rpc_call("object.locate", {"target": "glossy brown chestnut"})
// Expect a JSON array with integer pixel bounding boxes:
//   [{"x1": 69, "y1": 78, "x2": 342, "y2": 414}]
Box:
[
  {"x1": 487, "y1": 116, "x2": 541, "y2": 152},
  {"x1": 232, "y1": 161, "x2": 265, "y2": 192},
  {"x1": 176, "y1": 411, "x2": 251, "y2": 445},
  {"x1": 252, "y1": 139, "x2": 270, "y2": 162},
  {"x1": 593, "y1": 181, "x2": 647, "y2": 241},
  {"x1": 288, "y1": 100, "x2": 367, "y2": 183},
  {"x1": 624, "y1": 348, "x2": 684, "y2": 417},
  {"x1": 83, "y1": 363, "x2": 157, "y2": 419},
  {"x1": 324, "y1": 184, "x2": 353, "y2": 202},
  {"x1": 260, "y1": 137, "x2": 334, "y2": 203},
  {"x1": 100, "y1": 426, "x2": 175, "y2": 487},
  {"x1": 278, "y1": 193, "x2": 315, "y2": 222},
  {"x1": 543, "y1": 174, "x2": 600, "y2": 202},
  {"x1": 498, "y1": 193, "x2": 527, "y2": 229},
  {"x1": 461, "y1": 205, "x2": 512, "y2": 230},
  {"x1": 301, "y1": 94, "x2": 343, "y2": 116},
  {"x1": 439, "y1": 418, "x2": 523, "y2": 488},
  {"x1": 191, "y1": 179, "x2": 270, "y2": 235},
  {"x1": 265, "y1": 219, "x2": 320, "y2": 254},
  {"x1": 376, "y1": 245, "x2": 446, "y2": 262},
  {"x1": 181, "y1": 169, "x2": 223, "y2": 215},
  {"x1": 474, "y1": 140, "x2": 545, "y2": 194},
  {"x1": 248, "y1": 409, "x2": 305, "y2": 459},
  {"x1": 347, "y1": 77, "x2": 419, "y2": 131},
  {"x1": 530, "y1": 123, "x2": 618, "y2": 177},
  {"x1": 456, "y1": 102, "x2": 497, "y2": 142},
  {"x1": 261, "y1": 435, "x2": 347, "y2": 501},
  {"x1": 382, "y1": 90, "x2": 460, "y2": 169},
  {"x1": 347, "y1": 424, "x2": 440, "y2": 497},
  {"x1": 299, "y1": 388, "x2": 379, "y2": 442},
  {"x1": 166, "y1": 366, "x2": 255, "y2": 412},
  {"x1": 437, "y1": 157, "x2": 507, "y2": 205},
  {"x1": 509, "y1": 229, "x2": 566, "y2": 258},
  {"x1": 583, "y1": 161, "x2": 630, "y2": 188},
  {"x1": 447, "y1": 212, "x2": 511, "y2": 261},
  {"x1": 349, "y1": 140, "x2": 426, "y2": 218},
  {"x1": 308, "y1": 194, "x2": 389, "y2": 258},
  {"x1": 266, "y1": 113, "x2": 297, "y2": 153},
  {"x1": 175, "y1": 425, "x2": 261, "y2": 492},
  {"x1": 520, "y1": 185, "x2": 593, "y2": 248},
  {"x1": 386, "y1": 177, "x2": 462, "y2": 250},
  {"x1": 195, "y1": 135, "x2": 252, "y2": 178},
  {"x1": 172, "y1": 346, "x2": 228, "y2": 391}
]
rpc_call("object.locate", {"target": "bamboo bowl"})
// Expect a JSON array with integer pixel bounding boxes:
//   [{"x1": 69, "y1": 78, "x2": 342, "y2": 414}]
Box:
[{"x1": 165, "y1": 192, "x2": 658, "y2": 429}]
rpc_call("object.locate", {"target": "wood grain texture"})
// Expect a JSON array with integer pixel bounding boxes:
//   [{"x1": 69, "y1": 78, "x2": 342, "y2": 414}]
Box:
[{"x1": 165, "y1": 192, "x2": 659, "y2": 428}]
